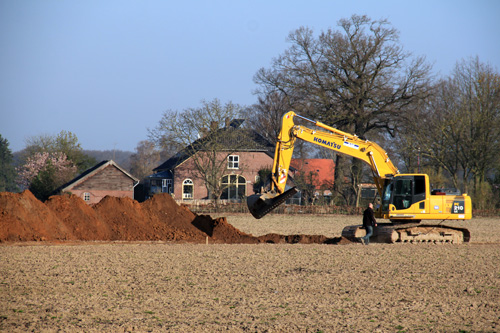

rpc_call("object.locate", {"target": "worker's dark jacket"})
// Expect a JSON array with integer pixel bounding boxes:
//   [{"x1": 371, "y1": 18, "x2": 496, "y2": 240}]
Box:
[{"x1": 362, "y1": 207, "x2": 377, "y2": 228}]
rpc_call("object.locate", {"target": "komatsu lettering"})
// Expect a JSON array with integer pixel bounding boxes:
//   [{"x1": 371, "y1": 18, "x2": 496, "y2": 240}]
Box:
[{"x1": 313, "y1": 137, "x2": 341, "y2": 149}]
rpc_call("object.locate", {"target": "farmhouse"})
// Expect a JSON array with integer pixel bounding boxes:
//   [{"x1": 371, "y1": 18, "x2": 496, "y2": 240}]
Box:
[
  {"x1": 145, "y1": 119, "x2": 276, "y2": 203},
  {"x1": 55, "y1": 160, "x2": 139, "y2": 204}
]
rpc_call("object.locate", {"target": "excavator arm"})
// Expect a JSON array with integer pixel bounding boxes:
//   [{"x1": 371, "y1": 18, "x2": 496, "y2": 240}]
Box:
[{"x1": 247, "y1": 111, "x2": 399, "y2": 219}]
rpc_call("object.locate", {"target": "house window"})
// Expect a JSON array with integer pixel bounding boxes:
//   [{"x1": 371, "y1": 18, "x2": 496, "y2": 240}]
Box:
[
  {"x1": 361, "y1": 188, "x2": 377, "y2": 199},
  {"x1": 221, "y1": 175, "x2": 246, "y2": 201},
  {"x1": 162, "y1": 179, "x2": 172, "y2": 194},
  {"x1": 228, "y1": 155, "x2": 239, "y2": 169},
  {"x1": 83, "y1": 192, "x2": 91, "y2": 202},
  {"x1": 182, "y1": 179, "x2": 194, "y2": 199}
]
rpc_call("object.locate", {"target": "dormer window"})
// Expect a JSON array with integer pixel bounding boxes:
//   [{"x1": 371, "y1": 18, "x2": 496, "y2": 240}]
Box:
[{"x1": 228, "y1": 155, "x2": 239, "y2": 169}]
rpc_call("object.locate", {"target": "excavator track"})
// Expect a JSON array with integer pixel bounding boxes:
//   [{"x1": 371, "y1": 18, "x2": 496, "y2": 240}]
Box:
[{"x1": 342, "y1": 223, "x2": 471, "y2": 244}]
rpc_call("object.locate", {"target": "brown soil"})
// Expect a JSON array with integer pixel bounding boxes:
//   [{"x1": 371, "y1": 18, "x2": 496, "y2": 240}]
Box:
[
  {"x1": 2, "y1": 242, "x2": 499, "y2": 332},
  {"x1": 0, "y1": 190, "x2": 345, "y2": 244}
]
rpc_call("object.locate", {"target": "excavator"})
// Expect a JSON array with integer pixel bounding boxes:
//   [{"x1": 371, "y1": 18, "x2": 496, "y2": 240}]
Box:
[{"x1": 247, "y1": 111, "x2": 472, "y2": 244}]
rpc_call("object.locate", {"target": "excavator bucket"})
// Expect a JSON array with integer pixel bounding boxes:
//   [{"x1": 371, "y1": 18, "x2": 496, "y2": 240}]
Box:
[{"x1": 247, "y1": 187, "x2": 298, "y2": 219}]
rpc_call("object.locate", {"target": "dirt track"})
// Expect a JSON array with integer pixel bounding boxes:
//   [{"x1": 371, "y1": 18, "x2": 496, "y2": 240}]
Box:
[{"x1": 2, "y1": 212, "x2": 500, "y2": 332}]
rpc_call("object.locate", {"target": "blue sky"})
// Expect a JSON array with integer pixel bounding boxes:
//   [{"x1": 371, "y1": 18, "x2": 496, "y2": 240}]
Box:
[{"x1": 1, "y1": 0, "x2": 499, "y2": 153}]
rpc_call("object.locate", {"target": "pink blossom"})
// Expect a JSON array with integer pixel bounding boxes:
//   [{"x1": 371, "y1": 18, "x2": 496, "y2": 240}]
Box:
[{"x1": 16, "y1": 152, "x2": 77, "y2": 189}]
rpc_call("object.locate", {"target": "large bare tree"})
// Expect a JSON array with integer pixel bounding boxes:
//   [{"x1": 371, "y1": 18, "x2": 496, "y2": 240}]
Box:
[{"x1": 254, "y1": 15, "x2": 432, "y2": 204}]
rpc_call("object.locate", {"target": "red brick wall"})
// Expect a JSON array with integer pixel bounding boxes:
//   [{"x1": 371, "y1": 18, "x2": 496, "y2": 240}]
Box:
[{"x1": 70, "y1": 189, "x2": 134, "y2": 205}]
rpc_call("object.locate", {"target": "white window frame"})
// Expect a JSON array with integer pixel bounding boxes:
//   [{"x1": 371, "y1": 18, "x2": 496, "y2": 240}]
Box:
[
  {"x1": 83, "y1": 192, "x2": 91, "y2": 202},
  {"x1": 162, "y1": 179, "x2": 172, "y2": 194},
  {"x1": 182, "y1": 179, "x2": 194, "y2": 199},
  {"x1": 228, "y1": 155, "x2": 239, "y2": 169}
]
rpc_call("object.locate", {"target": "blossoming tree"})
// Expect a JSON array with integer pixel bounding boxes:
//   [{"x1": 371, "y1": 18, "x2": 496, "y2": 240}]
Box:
[{"x1": 16, "y1": 152, "x2": 77, "y2": 200}]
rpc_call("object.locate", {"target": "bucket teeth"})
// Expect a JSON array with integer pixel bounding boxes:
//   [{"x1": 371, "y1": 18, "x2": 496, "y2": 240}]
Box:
[{"x1": 247, "y1": 187, "x2": 298, "y2": 219}]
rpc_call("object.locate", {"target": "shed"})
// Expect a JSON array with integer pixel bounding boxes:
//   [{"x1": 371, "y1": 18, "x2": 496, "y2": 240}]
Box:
[{"x1": 55, "y1": 160, "x2": 139, "y2": 204}]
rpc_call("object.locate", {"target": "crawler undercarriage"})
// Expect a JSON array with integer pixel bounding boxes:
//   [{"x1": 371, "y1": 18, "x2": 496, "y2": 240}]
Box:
[{"x1": 342, "y1": 222, "x2": 471, "y2": 244}]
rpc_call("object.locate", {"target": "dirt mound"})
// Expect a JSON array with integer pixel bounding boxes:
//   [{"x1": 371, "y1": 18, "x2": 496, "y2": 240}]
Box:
[
  {"x1": 141, "y1": 194, "x2": 208, "y2": 242},
  {"x1": 0, "y1": 191, "x2": 71, "y2": 241},
  {"x1": 194, "y1": 216, "x2": 260, "y2": 244},
  {"x1": 0, "y1": 191, "x2": 350, "y2": 244},
  {"x1": 45, "y1": 194, "x2": 113, "y2": 240}
]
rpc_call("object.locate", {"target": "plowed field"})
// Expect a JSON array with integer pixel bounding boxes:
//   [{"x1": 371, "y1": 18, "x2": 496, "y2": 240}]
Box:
[{"x1": 1, "y1": 191, "x2": 499, "y2": 332}]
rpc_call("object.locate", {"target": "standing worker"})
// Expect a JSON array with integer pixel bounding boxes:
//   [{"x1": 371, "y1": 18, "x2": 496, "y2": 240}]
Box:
[{"x1": 359, "y1": 203, "x2": 377, "y2": 245}]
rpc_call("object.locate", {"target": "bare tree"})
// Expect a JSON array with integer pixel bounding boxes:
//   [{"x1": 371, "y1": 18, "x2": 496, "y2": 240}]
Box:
[
  {"x1": 245, "y1": 92, "x2": 291, "y2": 145},
  {"x1": 246, "y1": 92, "x2": 315, "y2": 160},
  {"x1": 254, "y1": 15, "x2": 432, "y2": 204},
  {"x1": 129, "y1": 140, "x2": 163, "y2": 180},
  {"x1": 148, "y1": 99, "x2": 248, "y2": 208},
  {"x1": 398, "y1": 81, "x2": 468, "y2": 190},
  {"x1": 453, "y1": 58, "x2": 500, "y2": 192},
  {"x1": 400, "y1": 57, "x2": 500, "y2": 208}
]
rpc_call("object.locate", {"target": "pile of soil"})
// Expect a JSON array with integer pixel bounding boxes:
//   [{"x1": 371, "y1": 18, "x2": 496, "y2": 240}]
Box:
[{"x1": 0, "y1": 190, "x2": 346, "y2": 244}]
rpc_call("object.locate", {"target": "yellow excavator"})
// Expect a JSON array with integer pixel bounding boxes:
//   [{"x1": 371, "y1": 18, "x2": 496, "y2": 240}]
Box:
[{"x1": 247, "y1": 111, "x2": 472, "y2": 243}]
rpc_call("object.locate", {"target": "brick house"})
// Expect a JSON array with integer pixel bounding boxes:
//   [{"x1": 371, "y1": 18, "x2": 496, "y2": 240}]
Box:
[
  {"x1": 55, "y1": 160, "x2": 139, "y2": 204},
  {"x1": 145, "y1": 120, "x2": 276, "y2": 203}
]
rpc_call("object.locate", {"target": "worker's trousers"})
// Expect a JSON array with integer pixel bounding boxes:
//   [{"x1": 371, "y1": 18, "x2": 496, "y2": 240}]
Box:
[{"x1": 362, "y1": 226, "x2": 373, "y2": 245}]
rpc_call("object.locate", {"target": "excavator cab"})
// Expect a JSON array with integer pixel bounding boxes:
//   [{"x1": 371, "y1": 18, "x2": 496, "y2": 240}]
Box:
[
  {"x1": 378, "y1": 174, "x2": 471, "y2": 221},
  {"x1": 381, "y1": 175, "x2": 426, "y2": 211},
  {"x1": 378, "y1": 175, "x2": 427, "y2": 221}
]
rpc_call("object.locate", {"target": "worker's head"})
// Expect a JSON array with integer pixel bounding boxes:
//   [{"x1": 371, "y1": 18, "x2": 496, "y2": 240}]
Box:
[{"x1": 368, "y1": 203, "x2": 373, "y2": 209}]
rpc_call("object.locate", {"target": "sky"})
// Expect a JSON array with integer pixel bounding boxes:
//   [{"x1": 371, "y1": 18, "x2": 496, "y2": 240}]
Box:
[{"x1": 1, "y1": 0, "x2": 499, "y2": 153}]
